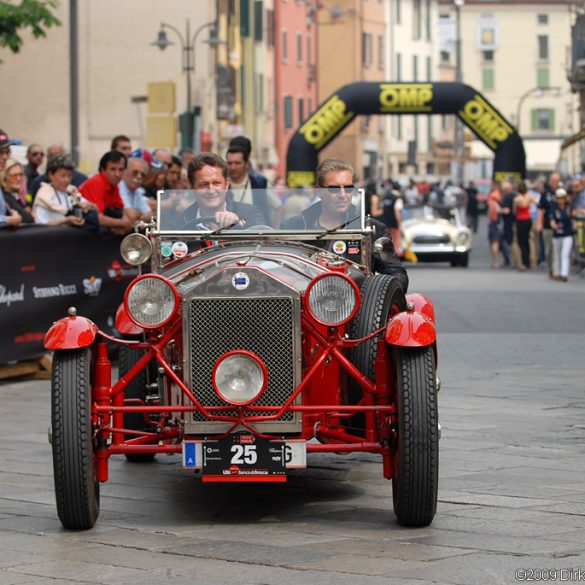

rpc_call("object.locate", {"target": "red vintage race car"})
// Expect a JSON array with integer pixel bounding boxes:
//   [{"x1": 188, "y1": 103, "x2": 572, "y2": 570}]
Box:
[{"x1": 45, "y1": 188, "x2": 440, "y2": 530}]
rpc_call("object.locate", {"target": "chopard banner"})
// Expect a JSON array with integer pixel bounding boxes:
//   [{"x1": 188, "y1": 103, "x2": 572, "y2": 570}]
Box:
[
  {"x1": 0, "y1": 226, "x2": 138, "y2": 365},
  {"x1": 286, "y1": 81, "x2": 526, "y2": 186}
]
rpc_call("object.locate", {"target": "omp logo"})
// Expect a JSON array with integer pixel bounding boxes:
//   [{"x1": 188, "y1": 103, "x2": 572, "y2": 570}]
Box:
[
  {"x1": 380, "y1": 83, "x2": 433, "y2": 112},
  {"x1": 299, "y1": 95, "x2": 354, "y2": 149},
  {"x1": 287, "y1": 171, "x2": 315, "y2": 188},
  {"x1": 459, "y1": 95, "x2": 513, "y2": 149}
]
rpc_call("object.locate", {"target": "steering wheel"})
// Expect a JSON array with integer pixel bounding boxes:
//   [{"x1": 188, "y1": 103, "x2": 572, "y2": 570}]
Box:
[{"x1": 245, "y1": 224, "x2": 275, "y2": 231}]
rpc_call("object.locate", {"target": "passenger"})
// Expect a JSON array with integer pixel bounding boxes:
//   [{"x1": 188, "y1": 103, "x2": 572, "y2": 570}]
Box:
[
  {"x1": 281, "y1": 158, "x2": 409, "y2": 293},
  {"x1": 175, "y1": 152, "x2": 265, "y2": 230}
]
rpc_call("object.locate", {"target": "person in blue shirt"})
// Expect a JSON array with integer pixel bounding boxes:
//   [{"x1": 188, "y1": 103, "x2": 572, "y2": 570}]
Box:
[{"x1": 550, "y1": 188, "x2": 574, "y2": 282}]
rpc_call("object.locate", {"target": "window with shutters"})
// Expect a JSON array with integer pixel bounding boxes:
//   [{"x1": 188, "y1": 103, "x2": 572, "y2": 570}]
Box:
[{"x1": 531, "y1": 108, "x2": 555, "y2": 132}]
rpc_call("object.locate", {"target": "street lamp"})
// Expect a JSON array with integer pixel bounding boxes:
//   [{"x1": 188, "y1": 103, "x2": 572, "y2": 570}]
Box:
[
  {"x1": 151, "y1": 19, "x2": 221, "y2": 115},
  {"x1": 515, "y1": 85, "x2": 562, "y2": 135},
  {"x1": 454, "y1": 0, "x2": 465, "y2": 183}
]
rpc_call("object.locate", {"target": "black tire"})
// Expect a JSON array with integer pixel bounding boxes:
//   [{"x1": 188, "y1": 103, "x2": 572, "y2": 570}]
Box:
[
  {"x1": 119, "y1": 344, "x2": 156, "y2": 462},
  {"x1": 347, "y1": 275, "x2": 406, "y2": 435},
  {"x1": 449, "y1": 256, "x2": 458, "y2": 267},
  {"x1": 459, "y1": 252, "x2": 469, "y2": 268},
  {"x1": 51, "y1": 348, "x2": 100, "y2": 530},
  {"x1": 392, "y1": 346, "x2": 439, "y2": 527}
]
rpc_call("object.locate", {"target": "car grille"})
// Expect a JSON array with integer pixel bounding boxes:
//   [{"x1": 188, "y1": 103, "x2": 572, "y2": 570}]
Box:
[
  {"x1": 188, "y1": 297, "x2": 296, "y2": 423},
  {"x1": 413, "y1": 234, "x2": 450, "y2": 244}
]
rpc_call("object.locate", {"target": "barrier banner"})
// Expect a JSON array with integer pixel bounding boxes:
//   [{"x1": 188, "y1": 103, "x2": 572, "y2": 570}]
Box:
[{"x1": 0, "y1": 226, "x2": 139, "y2": 365}]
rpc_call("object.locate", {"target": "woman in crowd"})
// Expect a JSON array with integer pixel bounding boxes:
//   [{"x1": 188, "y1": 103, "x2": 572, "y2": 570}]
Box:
[
  {"x1": 550, "y1": 188, "x2": 574, "y2": 282},
  {"x1": 33, "y1": 154, "x2": 96, "y2": 226},
  {"x1": 0, "y1": 159, "x2": 34, "y2": 224},
  {"x1": 513, "y1": 181, "x2": 537, "y2": 271}
]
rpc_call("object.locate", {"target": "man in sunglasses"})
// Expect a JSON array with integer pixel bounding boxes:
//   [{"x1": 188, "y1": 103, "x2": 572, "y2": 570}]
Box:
[
  {"x1": 119, "y1": 156, "x2": 155, "y2": 221},
  {"x1": 281, "y1": 158, "x2": 408, "y2": 292},
  {"x1": 24, "y1": 144, "x2": 44, "y2": 189}
]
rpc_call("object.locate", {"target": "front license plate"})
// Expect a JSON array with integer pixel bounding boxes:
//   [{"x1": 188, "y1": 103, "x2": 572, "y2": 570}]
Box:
[{"x1": 202, "y1": 433, "x2": 286, "y2": 482}]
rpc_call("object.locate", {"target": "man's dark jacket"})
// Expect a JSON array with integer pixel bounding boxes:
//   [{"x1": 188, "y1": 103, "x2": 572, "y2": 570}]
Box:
[{"x1": 281, "y1": 202, "x2": 408, "y2": 292}]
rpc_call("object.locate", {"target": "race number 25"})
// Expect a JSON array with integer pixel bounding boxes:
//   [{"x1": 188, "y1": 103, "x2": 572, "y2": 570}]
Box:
[{"x1": 230, "y1": 444, "x2": 257, "y2": 465}]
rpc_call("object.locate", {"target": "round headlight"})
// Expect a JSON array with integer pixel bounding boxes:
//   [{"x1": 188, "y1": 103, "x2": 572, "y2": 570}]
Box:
[
  {"x1": 124, "y1": 275, "x2": 178, "y2": 328},
  {"x1": 120, "y1": 233, "x2": 153, "y2": 266},
  {"x1": 457, "y1": 231, "x2": 469, "y2": 243},
  {"x1": 306, "y1": 273, "x2": 359, "y2": 326},
  {"x1": 212, "y1": 351, "x2": 267, "y2": 406}
]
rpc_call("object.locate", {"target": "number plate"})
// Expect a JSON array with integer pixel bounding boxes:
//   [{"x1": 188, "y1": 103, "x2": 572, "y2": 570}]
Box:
[{"x1": 202, "y1": 433, "x2": 286, "y2": 481}]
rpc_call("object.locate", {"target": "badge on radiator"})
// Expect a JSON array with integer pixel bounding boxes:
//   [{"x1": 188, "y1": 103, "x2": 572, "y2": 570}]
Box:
[{"x1": 232, "y1": 272, "x2": 250, "y2": 290}]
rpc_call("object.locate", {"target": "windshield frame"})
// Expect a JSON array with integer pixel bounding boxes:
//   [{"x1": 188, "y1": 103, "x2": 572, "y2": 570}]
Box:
[{"x1": 154, "y1": 187, "x2": 367, "y2": 237}]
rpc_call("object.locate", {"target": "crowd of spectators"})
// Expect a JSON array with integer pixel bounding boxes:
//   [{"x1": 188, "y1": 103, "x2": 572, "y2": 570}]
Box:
[
  {"x1": 1, "y1": 127, "x2": 583, "y2": 281},
  {"x1": 485, "y1": 172, "x2": 585, "y2": 281}
]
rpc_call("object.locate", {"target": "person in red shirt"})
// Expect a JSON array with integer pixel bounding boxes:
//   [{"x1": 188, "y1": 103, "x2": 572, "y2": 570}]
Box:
[{"x1": 79, "y1": 151, "x2": 133, "y2": 234}]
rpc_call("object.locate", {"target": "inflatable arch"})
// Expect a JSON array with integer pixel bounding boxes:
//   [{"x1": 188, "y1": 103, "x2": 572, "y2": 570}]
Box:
[{"x1": 286, "y1": 82, "x2": 525, "y2": 187}]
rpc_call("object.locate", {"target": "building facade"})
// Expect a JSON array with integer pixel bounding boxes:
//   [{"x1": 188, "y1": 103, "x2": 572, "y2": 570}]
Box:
[
  {"x1": 439, "y1": 0, "x2": 582, "y2": 177},
  {"x1": 0, "y1": 1, "x2": 221, "y2": 174}
]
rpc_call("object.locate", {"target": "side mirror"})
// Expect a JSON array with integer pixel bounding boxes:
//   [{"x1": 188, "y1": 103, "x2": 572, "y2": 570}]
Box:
[{"x1": 373, "y1": 236, "x2": 394, "y2": 263}]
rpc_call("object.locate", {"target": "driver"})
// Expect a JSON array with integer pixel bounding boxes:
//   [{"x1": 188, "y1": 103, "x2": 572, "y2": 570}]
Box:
[
  {"x1": 281, "y1": 158, "x2": 409, "y2": 292},
  {"x1": 175, "y1": 152, "x2": 265, "y2": 230}
]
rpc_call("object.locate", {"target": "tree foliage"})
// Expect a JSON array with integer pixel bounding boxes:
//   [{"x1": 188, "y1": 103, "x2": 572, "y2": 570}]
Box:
[{"x1": 0, "y1": 0, "x2": 61, "y2": 55}]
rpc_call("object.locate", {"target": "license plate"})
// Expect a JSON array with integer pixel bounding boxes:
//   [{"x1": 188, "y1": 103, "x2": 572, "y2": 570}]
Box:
[{"x1": 202, "y1": 432, "x2": 286, "y2": 482}]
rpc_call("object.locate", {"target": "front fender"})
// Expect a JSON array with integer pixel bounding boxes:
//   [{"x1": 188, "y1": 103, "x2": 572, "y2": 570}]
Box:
[
  {"x1": 385, "y1": 311, "x2": 436, "y2": 347},
  {"x1": 44, "y1": 315, "x2": 99, "y2": 350},
  {"x1": 405, "y1": 292, "x2": 435, "y2": 322}
]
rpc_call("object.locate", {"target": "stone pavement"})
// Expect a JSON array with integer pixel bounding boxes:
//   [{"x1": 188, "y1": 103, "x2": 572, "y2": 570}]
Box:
[{"x1": 1, "y1": 233, "x2": 585, "y2": 585}]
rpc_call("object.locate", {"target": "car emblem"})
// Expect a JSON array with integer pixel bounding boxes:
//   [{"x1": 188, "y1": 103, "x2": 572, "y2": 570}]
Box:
[
  {"x1": 172, "y1": 241, "x2": 188, "y2": 258},
  {"x1": 333, "y1": 240, "x2": 347, "y2": 254},
  {"x1": 232, "y1": 272, "x2": 250, "y2": 290},
  {"x1": 161, "y1": 242, "x2": 173, "y2": 257}
]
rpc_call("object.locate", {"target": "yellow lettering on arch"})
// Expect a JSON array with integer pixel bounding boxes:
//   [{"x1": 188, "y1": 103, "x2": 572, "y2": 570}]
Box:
[
  {"x1": 379, "y1": 83, "x2": 433, "y2": 113},
  {"x1": 299, "y1": 96, "x2": 354, "y2": 150}
]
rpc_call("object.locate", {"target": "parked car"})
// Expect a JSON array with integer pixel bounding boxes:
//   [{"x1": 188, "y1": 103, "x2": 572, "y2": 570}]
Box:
[
  {"x1": 401, "y1": 205, "x2": 472, "y2": 267},
  {"x1": 45, "y1": 188, "x2": 441, "y2": 530}
]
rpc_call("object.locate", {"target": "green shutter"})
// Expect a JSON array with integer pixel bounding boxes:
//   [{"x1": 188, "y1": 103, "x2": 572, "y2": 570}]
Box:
[
  {"x1": 537, "y1": 67, "x2": 549, "y2": 88},
  {"x1": 241, "y1": 0, "x2": 250, "y2": 37},
  {"x1": 531, "y1": 109, "x2": 538, "y2": 131},
  {"x1": 482, "y1": 68, "x2": 494, "y2": 91},
  {"x1": 549, "y1": 108, "x2": 555, "y2": 132},
  {"x1": 254, "y1": 1, "x2": 263, "y2": 42}
]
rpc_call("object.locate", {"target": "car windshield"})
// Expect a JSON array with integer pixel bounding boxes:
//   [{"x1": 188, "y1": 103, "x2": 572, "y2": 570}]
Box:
[
  {"x1": 157, "y1": 188, "x2": 365, "y2": 235},
  {"x1": 402, "y1": 205, "x2": 459, "y2": 223}
]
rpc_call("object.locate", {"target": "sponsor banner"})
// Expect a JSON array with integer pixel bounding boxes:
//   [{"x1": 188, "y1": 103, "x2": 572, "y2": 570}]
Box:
[{"x1": 0, "y1": 226, "x2": 132, "y2": 365}]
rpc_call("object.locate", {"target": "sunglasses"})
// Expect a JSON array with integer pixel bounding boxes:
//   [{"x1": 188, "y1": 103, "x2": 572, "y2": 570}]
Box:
[
  {"x1": 31, "y1": 151, "x2": 44, "y2": 157},
  {"x1": 323, "y1": 185, "x2": 356, "y2": 194},
  {"x1": 131, "y1": 170, "x2": 147, "y2": 177},
  {"x1": 8, "y1": 172, "x2": 24, "y2": 178}
]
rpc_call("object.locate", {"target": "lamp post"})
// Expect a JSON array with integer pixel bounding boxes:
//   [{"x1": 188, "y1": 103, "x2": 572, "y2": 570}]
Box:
[
  {"x1": 151, "y1": 19, "x2": 222, "y2": 148},
  {"x1": 453, "y1": 0, "x2": 465, "y2": 184},
  {"x1": 515, "y1": 85, "x2": 562, "y2": 135}
]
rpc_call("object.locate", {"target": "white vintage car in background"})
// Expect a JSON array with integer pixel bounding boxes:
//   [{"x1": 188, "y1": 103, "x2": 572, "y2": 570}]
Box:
[{"x1": 401, "y1": 205, "x2": 472, "y2": 267}]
